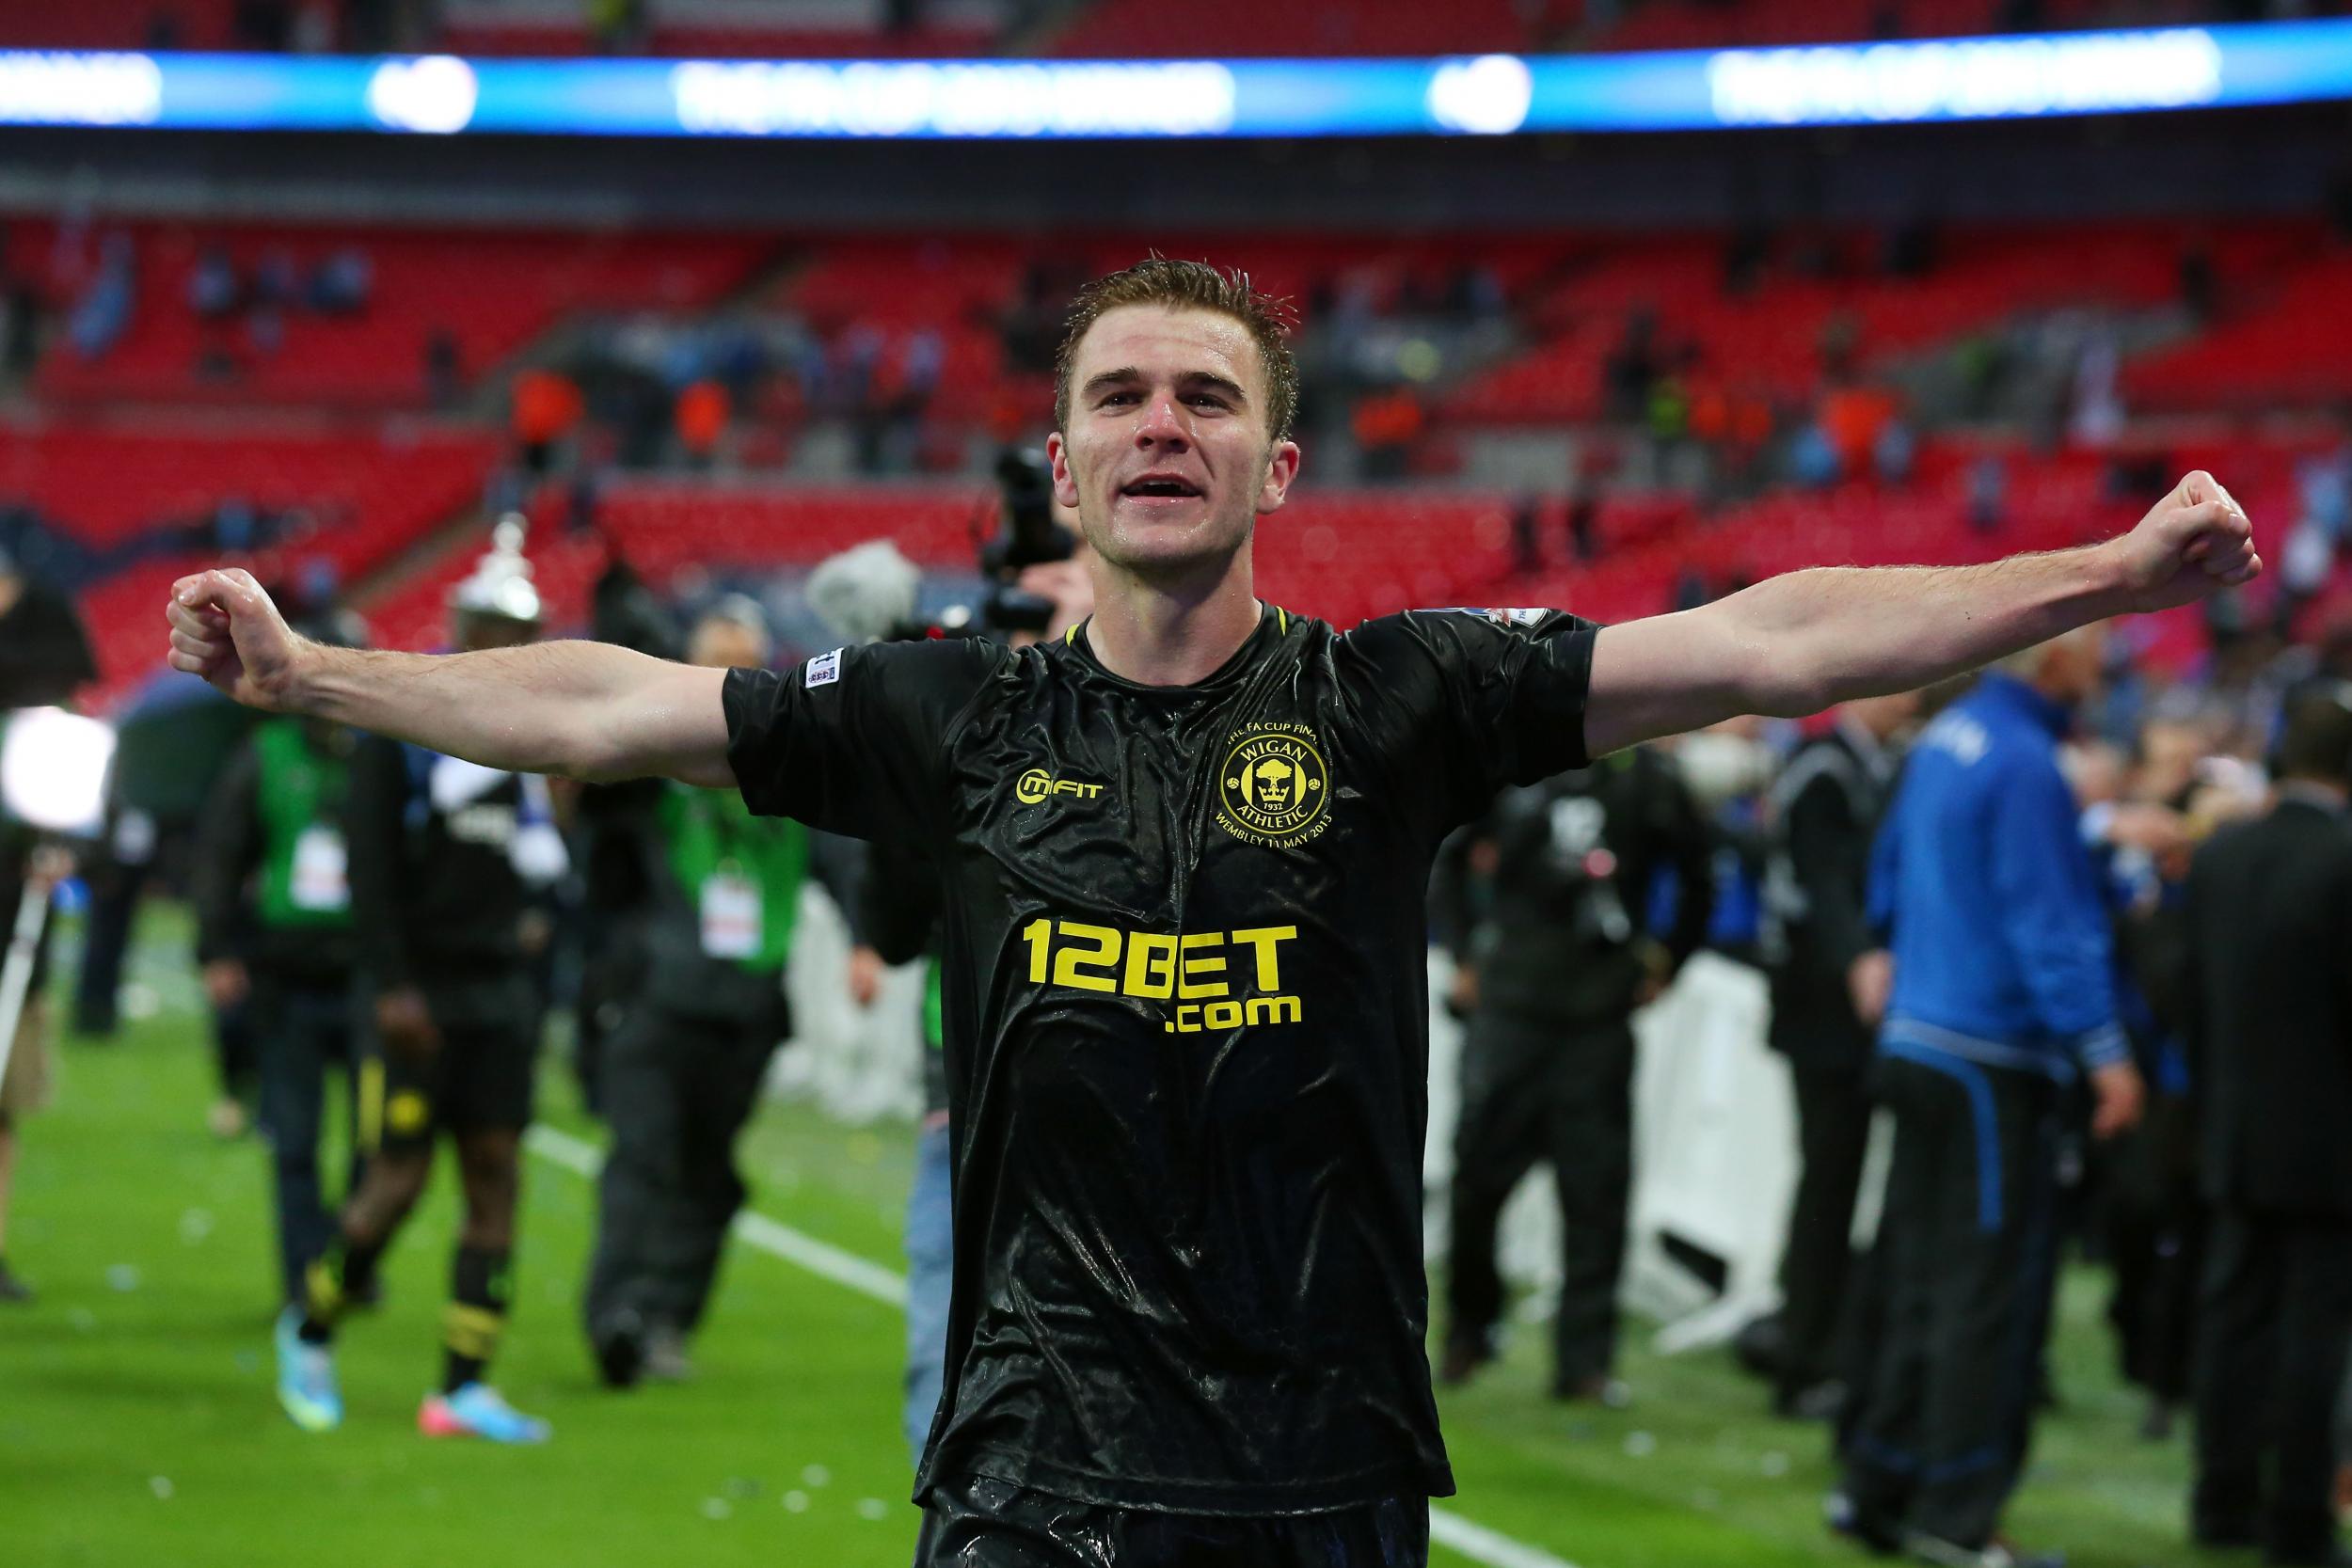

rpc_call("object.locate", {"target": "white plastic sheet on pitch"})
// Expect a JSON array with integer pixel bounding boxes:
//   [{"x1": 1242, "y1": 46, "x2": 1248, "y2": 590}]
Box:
[{"x1": 1424, "y1": 948, "x2": 1800, "y2": 1354}]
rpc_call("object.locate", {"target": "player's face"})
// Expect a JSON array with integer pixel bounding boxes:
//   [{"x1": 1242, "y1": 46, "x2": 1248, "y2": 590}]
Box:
[{"x1": 1048, "y1": 306, "x2": 1299, "y2": 580}]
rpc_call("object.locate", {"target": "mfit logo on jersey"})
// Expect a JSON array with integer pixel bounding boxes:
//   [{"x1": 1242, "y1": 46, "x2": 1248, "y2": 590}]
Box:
[
  {"x1": 805, "y1": 647, "x2": 843, "y2": 688},
  {"x1": 1013, "y1": 768, "x2": 1105, "y2": 805}
]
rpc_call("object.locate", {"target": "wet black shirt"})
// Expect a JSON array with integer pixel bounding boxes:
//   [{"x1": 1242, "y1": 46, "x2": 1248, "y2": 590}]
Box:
[{"x1": 723, "y1": 605, "x2": 1597, "y2": 1514}]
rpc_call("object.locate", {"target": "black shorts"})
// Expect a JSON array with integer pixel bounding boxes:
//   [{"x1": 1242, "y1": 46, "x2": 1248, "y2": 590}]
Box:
[
  {"x1": 914, "y1": 1475, "x2": 1430, "y2": 1568},
  {"x1": 364, "y1": 974, "x2": 541, "y2": 1154}
]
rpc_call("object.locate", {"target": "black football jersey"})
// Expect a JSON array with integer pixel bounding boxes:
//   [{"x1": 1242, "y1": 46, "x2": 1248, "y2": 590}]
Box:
[{"x1": 723, "y1": 604, "x2": 1598, "y2": 1514}]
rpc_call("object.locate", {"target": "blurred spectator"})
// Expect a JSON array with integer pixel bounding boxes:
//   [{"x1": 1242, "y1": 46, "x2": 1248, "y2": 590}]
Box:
[
  {"x1": 1873, "y1": 416, "x2": 1916, "y2": 486},
  {"x1": 189, "y1": 246, "x2": 241, "y2": 321},
  {"x1": 1567, "y1": 479, "x2": 1599, "y2": 563},
  {"x1": 1841, "y1": 628, "x2": 2142, "y2": 1564},
  {"x1": 1821, "y1": 387, "x2": 1896, "y2": 477},
  {"x1": 1440, "y1": 746, "x2": 1715, "y2": 1403},
  {"x1": 1353, "y1": 384, "x2": 1425, "y2": 483},
  {"x1": 68, "y1": 232, "x2": 135, "y2": 361},
  {"x1": 1968, "y1": 451, "x2": 2010, "y2": 535},
  {"x1": 2178, "y1": 238, "x2": 2217, "y2": 326},
  {"x1": 0, "y1": 277, "x2": 41, "y2": 378},
  {"x1": 423, "y1": 328, "x2": 462, "y2": 410},
  {"x1": 1606, "y1": 309, "x2": 1662, "y2": 422},
  {"x1": 2182, "y1": 685, "x2": 2352, "y2": 1565},
  {"x1": 1758, "y1": 690, "x2": 1920, "y2": 1421},
  {"x1": 511, "y1": 368, "x2": 583, "y2": 476},
  {"x1": 2069, "y1": 326, "x2": 2126, "y2": 449},
  {"x1": 307, "y1": 248, "x2": 373, "y2": 316},
  {"x1": 674, "y1": 380, "x2": 729, "y2": 470},
  {"x1": 1511, "y1": 495, "x2": 1545, "y2": 576},
  {"x1": 1791, "y1": 421, "x2": 1842, "y2": 489}
]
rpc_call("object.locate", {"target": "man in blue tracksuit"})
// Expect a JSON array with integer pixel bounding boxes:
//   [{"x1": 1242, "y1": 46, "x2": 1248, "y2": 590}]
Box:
[{"x1": 1841, "y1": 629, "x2": 2144, "y2": 1568}]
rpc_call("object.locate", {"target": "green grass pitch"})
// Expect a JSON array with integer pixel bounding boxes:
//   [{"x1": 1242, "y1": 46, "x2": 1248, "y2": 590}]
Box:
[{"x1": 4, "y1": 912, "x2": 2223, "y2": 1566}]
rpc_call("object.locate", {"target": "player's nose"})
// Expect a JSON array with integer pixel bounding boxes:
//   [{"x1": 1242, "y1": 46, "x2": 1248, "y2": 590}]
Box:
[{"x1": 1132, "y1": 391, "x2": 1191, "y2": 448}]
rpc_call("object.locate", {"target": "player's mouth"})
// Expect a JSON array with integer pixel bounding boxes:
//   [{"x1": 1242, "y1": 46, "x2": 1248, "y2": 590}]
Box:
[{"x1": 1117, "y1": 473, "x2": 1207, "y2": 509}]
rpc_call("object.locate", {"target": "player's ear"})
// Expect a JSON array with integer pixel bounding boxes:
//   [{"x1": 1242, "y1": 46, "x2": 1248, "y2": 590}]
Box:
[
  {"x1": 1048, "y1": 432, "x2": 1082, "y2": 510},
  {"x1": 1256, "y1": 439, "x2": 1301, "y2": 516}
]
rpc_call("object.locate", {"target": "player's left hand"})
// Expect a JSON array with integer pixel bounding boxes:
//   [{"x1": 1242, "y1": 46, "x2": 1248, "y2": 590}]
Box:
[
  {"x1": 2089, "y1": 1058, "x2": 2146, "y2": 1140},
  {"x1": 2107, "y1": 470, "x2": 2261, "y2": 613}
]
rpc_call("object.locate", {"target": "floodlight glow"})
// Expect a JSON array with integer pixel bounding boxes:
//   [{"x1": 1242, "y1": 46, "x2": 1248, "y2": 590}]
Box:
[
  {"x1": 1428, "y1": 55, "x2": 1534, "y2": 135},
  {"x1": 367, "y1": 54, "x2": 479, "y2": 134},
  {"x1": 0, "y1": 707, "x2": 116, "y2": 837},
  {"x1": 0, "y1": 50, "x2": 162, "y2": 126}
]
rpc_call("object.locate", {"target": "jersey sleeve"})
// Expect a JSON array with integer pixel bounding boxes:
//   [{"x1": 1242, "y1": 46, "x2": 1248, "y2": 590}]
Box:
[
  {"x1": 722, "y1": 638, "x2": 1000, "y2": 846},
  {"x1": 1355, "y1": 609, "x2": 1601, "y2": 821}
]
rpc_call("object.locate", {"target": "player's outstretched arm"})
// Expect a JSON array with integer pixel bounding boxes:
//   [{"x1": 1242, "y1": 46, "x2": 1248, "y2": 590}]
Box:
[
  {"x1": 165, "y1": 567, "x2": 735, "y2": 786},
  {"x1": 1583, "y1": 470, "x2": 2258, "y2": 756}
]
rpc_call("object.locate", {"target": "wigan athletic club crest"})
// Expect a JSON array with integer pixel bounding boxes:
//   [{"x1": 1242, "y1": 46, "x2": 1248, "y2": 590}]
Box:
[{"x1": 1216, "y1": 723, "x2": 1332, "y2": 847}]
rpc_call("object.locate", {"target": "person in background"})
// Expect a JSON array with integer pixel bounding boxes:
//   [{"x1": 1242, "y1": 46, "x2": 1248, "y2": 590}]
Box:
[
  {"x1": 0, "y1": 541, "x2": 97, "y2": 1303},
  {"x1": 1441, "y1": 742, "x2": 1715, "y2": 1404},
  {"x1": 192, "y1": 615, "x2": 368, "y2": 1317},
  {"x1": 0, "y1": 837, "x2": 70, "y2": 1304},
  {"x1": 1758, "y1": 689, "x2": 1919, "y2": 1421},
  {"x1": 2182, "y1": 684, "x2": 2352, "y2": 1567},
  {"x1": 273, "y1": 526, "x2": 566, "y2": 1443},
  {"x1": 580, "y1": 598, "x2": 855, "y2": 1386},
  {"x1": 1838, "y1": 627, "x2": 2145, "y2": 1568},
  {"x1": 859, "y1": 837, "x2": 950, "y2": 1462}
]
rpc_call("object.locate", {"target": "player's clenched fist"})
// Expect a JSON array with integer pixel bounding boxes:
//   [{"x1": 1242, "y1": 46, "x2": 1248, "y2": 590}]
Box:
[
  {"x1": 165, "y1": 567, "x2": 308, "y2": 711},
  {"x1": 2108, "y1": 469, "x2": 2263, "y2": 613}
]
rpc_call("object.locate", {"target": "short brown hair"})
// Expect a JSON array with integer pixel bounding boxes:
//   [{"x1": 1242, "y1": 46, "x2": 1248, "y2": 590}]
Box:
[{"x1": 1053, "y1": 259, "x2": 1300, "y2": 447}]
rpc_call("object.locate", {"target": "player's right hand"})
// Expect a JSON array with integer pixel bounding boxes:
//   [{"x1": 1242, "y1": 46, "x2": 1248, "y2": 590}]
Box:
[
  {"x1": 1847, "y1": 948, "x2": 1894, "y2": 1027},
  {"x1": 375, "y1": 987, "x2": 442, "y2": 1059},
  {"x1": 202, "y1": 958, "x2": 249, "y2": 1011},
  {"x1": 847, "y1": 944, "x2": 885, "y2": 1009},
  {"x1": 166, "y1": 567, "x2": 309, "y2": 711}
]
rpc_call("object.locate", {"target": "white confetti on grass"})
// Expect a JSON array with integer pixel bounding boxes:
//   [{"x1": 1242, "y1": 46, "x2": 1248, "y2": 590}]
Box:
[
  {"x1": 1761, "y1": 1450, "x2": 1791, "y2": 1478},
  {"x1": 1624, "y1": 1431, "x2": 1658, "y2": 1458},
  {"x1": 856, "y1": 1498, "x2": 890, "y2": 1522},
  {"x1": 782, "y1": 1490, "x2": 810, "y2": 1513},
  {"x1": 148, "y1": 1477, "x2": 173, "y2": 1500},
  {"x1": 701, "y1": 1498, "x2": 732, "y2": 1521},
  {"x1": 801, "y1": 1464, "x2": 831, "y2": 1488}
]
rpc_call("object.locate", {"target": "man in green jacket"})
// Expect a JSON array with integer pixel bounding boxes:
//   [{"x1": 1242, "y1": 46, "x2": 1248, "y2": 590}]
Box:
[
  {"x1": 193, "y1": 701, "x2": 364, "y2": 1316},
  {"x1": 581, "y1": 601, "x2": 824, "y2": 1386}
]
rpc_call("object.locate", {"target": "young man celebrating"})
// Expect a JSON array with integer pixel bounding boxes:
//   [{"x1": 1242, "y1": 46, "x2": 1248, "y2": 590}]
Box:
[
  {"x1": 274, "y1": 530, "x2": 566, "y2": 1443},
  {"x1": 167, "y1": 261, "x2": 2257, "y2": 1566}
]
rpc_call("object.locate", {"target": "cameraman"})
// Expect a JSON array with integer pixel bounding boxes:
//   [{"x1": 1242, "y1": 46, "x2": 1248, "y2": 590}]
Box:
[{"x1": 1440, "y1": 743, "x2": 1715, "y2": 1403}]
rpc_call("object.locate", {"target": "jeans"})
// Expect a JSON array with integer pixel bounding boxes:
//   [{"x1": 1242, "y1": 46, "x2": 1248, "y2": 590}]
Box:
[{"x1": 903, "y1": 1116, "x2": 953, "y2": 1464}]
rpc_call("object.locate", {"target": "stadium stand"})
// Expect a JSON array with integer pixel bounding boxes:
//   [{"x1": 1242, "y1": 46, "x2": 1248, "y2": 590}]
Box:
[
  {"x1": 27, "y1": 223, "x2": 771, "y2": 410},
  {"x1": 0, "y1": 0, "x2": 244, "y2": 49},
  {"x1": 3, "y1": 420, "x2": 500, "y2": 694},
  {"x1": 1045, "y1": 0, "x2": 1542, "y2": 56}
]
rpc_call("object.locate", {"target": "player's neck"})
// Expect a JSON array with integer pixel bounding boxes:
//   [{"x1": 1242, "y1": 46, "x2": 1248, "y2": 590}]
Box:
[{"x1": 1085, "y1": 552, "x2": 1263, "y2": 688}]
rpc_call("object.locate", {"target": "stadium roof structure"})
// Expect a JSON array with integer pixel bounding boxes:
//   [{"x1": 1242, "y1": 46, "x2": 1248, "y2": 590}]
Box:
[{"x1": 3, "y1": 20, "x2": 2352, "y2": 139}]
